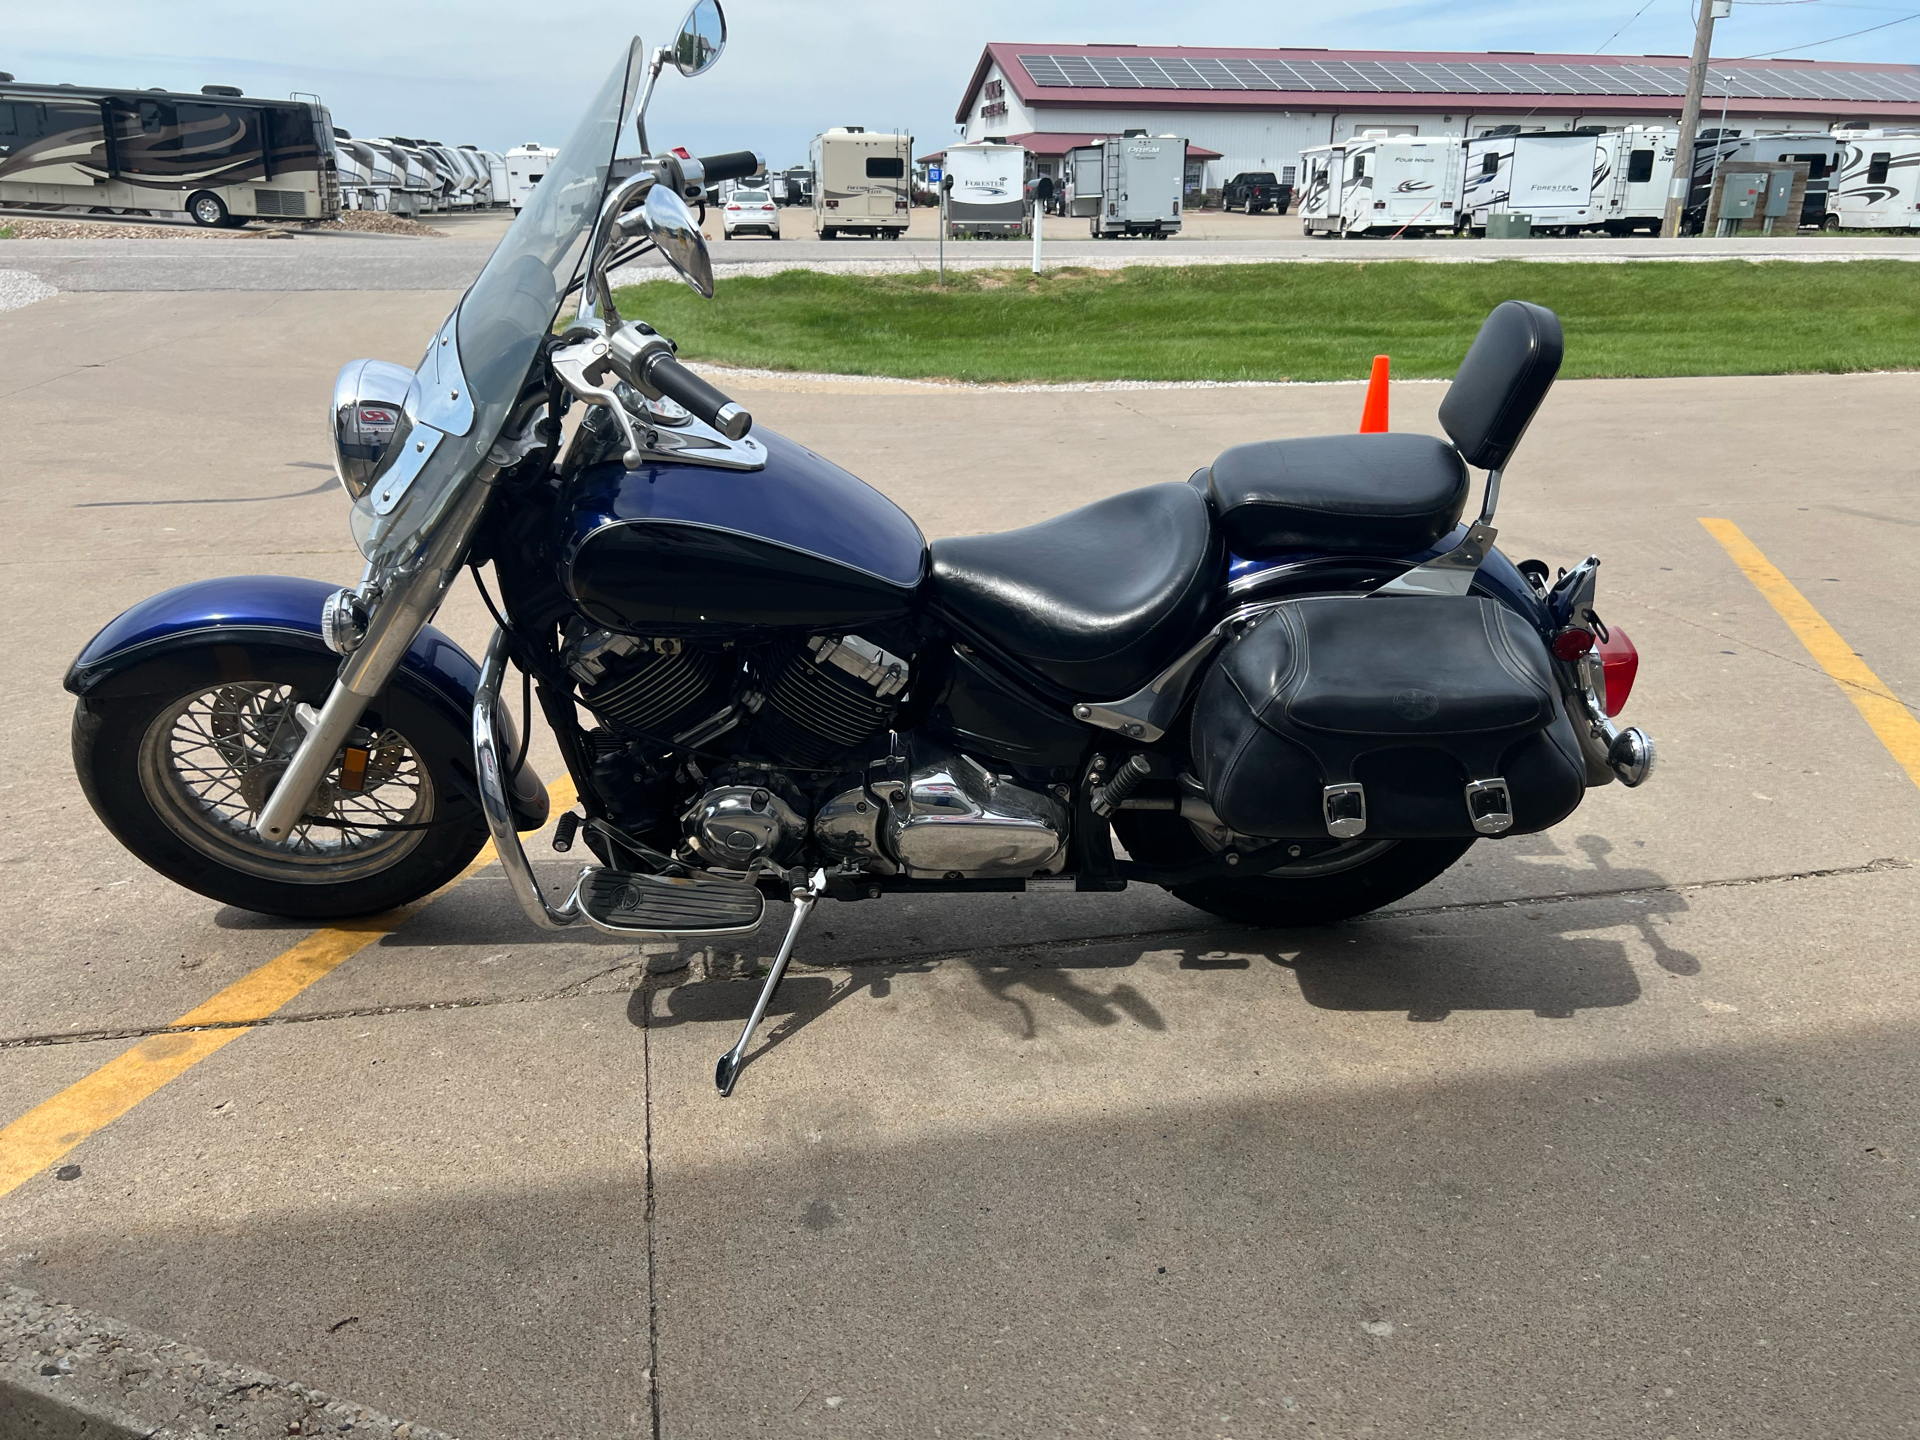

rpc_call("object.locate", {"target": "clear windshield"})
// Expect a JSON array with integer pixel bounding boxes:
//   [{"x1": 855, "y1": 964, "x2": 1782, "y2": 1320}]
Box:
[{"x1": 350, "y1": 39, "x2": 645, "y2": 565}]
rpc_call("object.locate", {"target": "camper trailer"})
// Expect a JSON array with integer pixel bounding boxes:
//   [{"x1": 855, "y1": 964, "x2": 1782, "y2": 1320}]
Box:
[
  {"x1": 1461, "y1": 130, "x2": 1605, "y2": 234},
  {"x1": 1688, "y1": 131, "x2": 1846, "y2": 229},
  {"x1": 812, "y1": 127, "x2": 912, "y2": 239},
  {"x1": 1594, "y1": 126, "x2": 1677, "y2": 233},
  {"x1": 1302, "y1": 134, "x2": 1460, "y2": 237},
  {"x1": 1076, "y1": 130, "x2": 1184, "y2": 239},
  {"x1": 1822, "y1": 129, "x2": 1920, "y2": 229},
  {"x1": 332, "y1": 129, "x2": 370, "y2": 209},
  {"x1": 943, "y1": 139, "x2": 1029, "y2": 238},
  {"x1": 503, "y1": 142, "x2": 558, "y2": 211},
  {"x1": 0, "y1": 80, "x2": 338, "y2": 226},
  {"x1": 481, "y1": 150, "x2": 509, "y2": 208}
]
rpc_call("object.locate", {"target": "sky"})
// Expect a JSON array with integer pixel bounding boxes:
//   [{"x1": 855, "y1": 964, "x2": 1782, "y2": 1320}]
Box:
[{"x1": 7, "y1": 0, "x2": 1919, "y2": 169}]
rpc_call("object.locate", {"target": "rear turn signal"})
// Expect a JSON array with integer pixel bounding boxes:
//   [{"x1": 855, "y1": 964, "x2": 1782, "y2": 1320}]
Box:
[{"x1": 1597, "y1": 627, "x2": 1639, "y2": 716}]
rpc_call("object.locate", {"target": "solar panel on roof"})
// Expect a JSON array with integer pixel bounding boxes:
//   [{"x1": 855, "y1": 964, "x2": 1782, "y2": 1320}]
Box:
[{"x1": 1010, "y1": 50, "x2": 1920, "y2": 104}]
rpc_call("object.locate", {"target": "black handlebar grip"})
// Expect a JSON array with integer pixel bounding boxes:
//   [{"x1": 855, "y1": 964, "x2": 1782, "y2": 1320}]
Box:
[
  {"x1": 698, "y1": 151, "x2": 761, "y2": 184},
  {"x1": 641, "y1": 352, "x2": 752, "y2": 441}
]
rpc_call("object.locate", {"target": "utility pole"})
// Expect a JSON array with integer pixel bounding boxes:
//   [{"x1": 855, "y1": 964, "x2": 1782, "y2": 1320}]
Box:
[{"x1": 1662, "y1": 0, "x2": 1731, "y2": 238}]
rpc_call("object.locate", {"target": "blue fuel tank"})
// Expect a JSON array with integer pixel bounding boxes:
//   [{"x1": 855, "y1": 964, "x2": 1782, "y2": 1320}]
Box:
[{"x1": 559, "y1": 427, "x2": 928, "y2": 636}]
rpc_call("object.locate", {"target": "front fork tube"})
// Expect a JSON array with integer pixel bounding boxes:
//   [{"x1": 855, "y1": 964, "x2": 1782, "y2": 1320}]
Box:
[{"x1": 255, "y1": 467, "x2": 499, "y2": 842}]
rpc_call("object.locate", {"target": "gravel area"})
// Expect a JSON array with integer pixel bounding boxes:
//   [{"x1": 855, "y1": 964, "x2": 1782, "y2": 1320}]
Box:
[
  {"x1": 0, "y1": 211, "x2": 444, "y2": 240},
  {"x1": 0, "y1": 269, "x2": 56, "y2": 311},
  {"x1": 0, "y1": 217, "x2": 264, "y2": 240},
  {"x1": 307, "y1": 211, "x2": 448, "y2": 237}
]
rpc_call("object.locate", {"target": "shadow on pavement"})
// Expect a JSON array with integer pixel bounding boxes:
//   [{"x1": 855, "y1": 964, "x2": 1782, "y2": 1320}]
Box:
[{"x1": 7, "y1": 1026, "x2": 1910, "y2": 1440}]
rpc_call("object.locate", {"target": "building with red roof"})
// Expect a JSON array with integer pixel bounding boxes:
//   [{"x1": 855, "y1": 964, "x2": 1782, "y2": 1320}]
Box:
[{"x1": 956, "y1": 42, "x2": 1920, "y2": 191}]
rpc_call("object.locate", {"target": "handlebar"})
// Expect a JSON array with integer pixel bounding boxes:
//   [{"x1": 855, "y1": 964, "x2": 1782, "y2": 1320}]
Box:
[
  {"x1": 698, "y1": 151, "x2": 761, "y2": 184},
  {"x1": 638, "y1": 350, "x2": 752, "y2": 441}
]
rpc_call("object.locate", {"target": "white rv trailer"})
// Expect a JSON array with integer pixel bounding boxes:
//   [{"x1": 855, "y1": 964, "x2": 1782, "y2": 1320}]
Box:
[
  {"x1": 503, "y1": 142, "x2": 557, "y2": 211},
  {"x1": 943, "y1": 139, "x2": 1029, "y2": 238},
  {"x1": 362, "y1": 139, "x2": 425, "y2": 214},
  {"x1": 382, "y1": 141, "x2": 443, "y2": 210},
  {"x1": 1460, "y1": 130, "x2": 1605, "y2": 233},
  {"x1": 0, "y1": 81, "x2": 338, "y2": 226},
  {"x1": 481, "y1": 150, "x2": 509, "y2": 207},
  {"x1": 1713, "y1": 133, "x2": 1844, "y2": 229},
  {"x1": 1300, "y1": 134, "x2": 1460, "y2": 237},
  {"x1": 1593, "y1": 126, "x2": 1677, "y2": 233},
  {"x1": 332, "y1": 129, "x2": 370, "y2": 209},
  {"x1": 353, "y1": 139, "x2": 403, "y2": 211},
  {"x1": 1073, "y1": 130, "x2": 1184, "y2": 239},
  {"x1": 1795, "y1": 130, "x2": 1909, "y2": 229},
  {"x1": 811, "y1": 127, "x2": 912, "y2": 239}
]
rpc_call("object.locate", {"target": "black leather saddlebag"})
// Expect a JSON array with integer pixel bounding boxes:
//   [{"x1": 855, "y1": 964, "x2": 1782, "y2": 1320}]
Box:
[{"x1": 1190, "y1": 596, "x2": 1585, "y2": 840}]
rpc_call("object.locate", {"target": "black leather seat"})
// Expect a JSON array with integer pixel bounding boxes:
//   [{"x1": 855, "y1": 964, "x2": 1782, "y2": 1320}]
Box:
[
  {"x1": 1203, "y1": 432, "x2": 1470, "y2": 558},
  {"x1": 929, "y1": 482, "x2": 1221, "y2": 697}
]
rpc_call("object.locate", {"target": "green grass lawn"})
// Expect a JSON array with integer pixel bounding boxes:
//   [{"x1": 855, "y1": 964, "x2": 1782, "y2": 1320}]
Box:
[{"x1": 610, "y1": 260, "x2": 1920, "y2": 383}]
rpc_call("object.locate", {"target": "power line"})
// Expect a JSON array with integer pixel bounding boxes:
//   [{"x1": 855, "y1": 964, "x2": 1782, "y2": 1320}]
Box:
[
  {"x1": 1595, "y1": 0, "x2": 1666, "y2": 54},
  {"x1": 1738, "y1": 10, "x2": 1920, "y2": 54}
]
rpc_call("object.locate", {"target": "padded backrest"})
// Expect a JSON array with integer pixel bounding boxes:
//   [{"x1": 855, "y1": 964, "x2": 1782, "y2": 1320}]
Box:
[{"x1": 1438, "y1": 300, "x2": 1564, "y2": 472}]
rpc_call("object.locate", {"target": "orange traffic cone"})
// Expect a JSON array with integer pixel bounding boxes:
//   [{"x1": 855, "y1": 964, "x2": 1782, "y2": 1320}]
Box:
[{"x1": 1359, "y1": 355, "x2": 1390, "y2": 433}]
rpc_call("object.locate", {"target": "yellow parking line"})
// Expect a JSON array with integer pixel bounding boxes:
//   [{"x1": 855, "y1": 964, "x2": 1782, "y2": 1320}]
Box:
[
  {"x1": 1701, "y1": 518, "x2": 1920, "y2": 791},
  {"x1": 0, "y1": 776, "x2": 576, "y2": 1200}
]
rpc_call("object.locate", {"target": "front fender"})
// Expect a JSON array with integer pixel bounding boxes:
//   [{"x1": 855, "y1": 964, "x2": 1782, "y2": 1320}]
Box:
[{"x1": 65, "y1": 575, "x2": 550, "y2": 831}]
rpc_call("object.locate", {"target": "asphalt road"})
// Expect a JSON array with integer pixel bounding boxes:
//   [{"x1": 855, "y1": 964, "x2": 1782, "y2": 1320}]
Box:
[
  {"x1": 0, "y1": 282, "x2": 1914, "y2": 1439},
  {"x1": 5, "y1": 205, "x2": 1920, "y2": 295}
]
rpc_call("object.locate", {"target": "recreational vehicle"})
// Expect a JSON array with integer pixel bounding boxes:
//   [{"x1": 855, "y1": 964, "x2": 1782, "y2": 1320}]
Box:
[
  {"x1": 481, "y1": 150, "x2": 509, "y2": 208},
  {"x1": 1594, "y1": 126, "x2": 1677, "y2": 233},
  {"x1": 943, "y1": 139, "x2": 1029, "y2": 238},
  {"x1": 0, "y1": 81, "x2": 337, "y2": 226},
  {"x1": 1692, "y1": 132, "x2": 1854, "y2": 229},
  {"x1": 1822, "y1": 129, "x2": 1920, "y2": 229},
  {"x1": 1079, "y1": 130, "x2": 1184, "y2": 239},
  {"x1": 503, "y1": 142, "x2": 558, "y2": 211},
  {"x1": 332, "y1": 129, "x2": 370, "y2": 209},
  {"x1": 1460, "y1": 130, "x2": 1604, "y2": 234},
  {"x1": 811, "y1": 127, "x2": 912, "y2": 239},
  {"x1": 1302, "y1": 134, "x2": 1460, "y2": 237}
]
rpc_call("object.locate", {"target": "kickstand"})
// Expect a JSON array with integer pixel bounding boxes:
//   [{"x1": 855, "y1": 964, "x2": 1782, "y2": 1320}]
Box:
[{"x1": 715, "y1": 868, "x2": 826, "y2": 1097}]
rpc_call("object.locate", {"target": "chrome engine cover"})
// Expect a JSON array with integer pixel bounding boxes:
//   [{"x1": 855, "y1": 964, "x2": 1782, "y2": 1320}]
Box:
[
  {"x1": 688, "y1": 785, "x2": 804, "y2": 867},
  {"x1": 883, "y1": 744, "x2": 1068, "y2": 879},
  {"x1": 812, "y1": 784, "x2": 894, "y2": 872}
]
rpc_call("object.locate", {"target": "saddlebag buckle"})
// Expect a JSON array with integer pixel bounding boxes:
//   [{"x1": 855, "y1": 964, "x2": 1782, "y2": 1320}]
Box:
[
  {"x1": 1464, "y1": 777, "x2": 1514, "y2": 836},
  {"x1": 1322, "y1": 782, "x2": 1367, "y2": 839}
]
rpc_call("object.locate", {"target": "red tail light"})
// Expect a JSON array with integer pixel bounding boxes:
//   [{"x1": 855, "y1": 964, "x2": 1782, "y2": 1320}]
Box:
[
  {"x1": 1550, "y1": 627, "x2": 1594, "y2": 661},
  {"x1": 1597, "y1": 627, "x2": 1639, "y2": 716}
]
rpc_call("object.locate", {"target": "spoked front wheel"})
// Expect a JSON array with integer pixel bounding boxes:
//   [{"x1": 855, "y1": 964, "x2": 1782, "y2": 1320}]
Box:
[
  {"x1": 1113, "y1": 809, "x2": 1473, "y2": 927},
  {"x1": 73, "y1": 647, "x2": 488, "y2": 918}
]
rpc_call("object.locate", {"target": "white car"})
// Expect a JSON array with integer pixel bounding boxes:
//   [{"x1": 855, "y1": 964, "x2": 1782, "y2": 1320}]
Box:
[{"x1": 722, "y1": 187, "x2": 780, "y2": 238}]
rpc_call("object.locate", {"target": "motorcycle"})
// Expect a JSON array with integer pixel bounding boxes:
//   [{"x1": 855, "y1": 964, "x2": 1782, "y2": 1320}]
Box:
[{"x1": 65, "y1": 3, "x2": 1656, "y2": 1096}]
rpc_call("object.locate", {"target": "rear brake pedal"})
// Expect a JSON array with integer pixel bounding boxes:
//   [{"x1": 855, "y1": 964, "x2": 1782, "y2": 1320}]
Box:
[{"x1": 574, "y1": 867, "x2": 765, "y2": 936}]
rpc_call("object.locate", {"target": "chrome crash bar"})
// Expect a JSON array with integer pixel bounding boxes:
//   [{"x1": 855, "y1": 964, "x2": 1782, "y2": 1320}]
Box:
[{"x1": 475, "y1": 627, "x2": 583, "y2": 929}]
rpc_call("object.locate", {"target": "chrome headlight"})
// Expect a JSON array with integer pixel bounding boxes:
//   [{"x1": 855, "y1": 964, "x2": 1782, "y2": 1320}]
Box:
[{"x1": 330, "y1": 358, "x2": 416, "y2": 499}]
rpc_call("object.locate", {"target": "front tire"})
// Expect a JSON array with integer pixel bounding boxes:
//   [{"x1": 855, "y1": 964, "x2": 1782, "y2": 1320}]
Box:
[
  {"x1": 73, "y1": 646, "x2": 488, "y2": 919},
  {"x1": 186, "y1": 191, "x2": 231, "y2": 228},
  {"x1": 1112, "y1": 809, "x2": 1473, "y2": 927}
]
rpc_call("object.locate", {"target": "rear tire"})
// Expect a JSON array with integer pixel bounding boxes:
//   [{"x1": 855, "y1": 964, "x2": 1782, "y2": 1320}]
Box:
[
  {"x1": 72, "y1": 645, "x2": 488, "y2": 919},
  {"x1": 1112, "y1": 809, "x2": 1473, "y2": 927},
  {"x1": 186, "y1": 191, "x2": 230, "y2": 228}
]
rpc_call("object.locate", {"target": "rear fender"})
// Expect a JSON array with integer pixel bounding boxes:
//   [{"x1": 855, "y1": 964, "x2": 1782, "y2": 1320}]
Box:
[
  {"x1": 65, "y1": 575, "x2": 550, "y2": 831},
  {"x1": 1224, "y1": 531, "x2": 1554, "y2": 634}
]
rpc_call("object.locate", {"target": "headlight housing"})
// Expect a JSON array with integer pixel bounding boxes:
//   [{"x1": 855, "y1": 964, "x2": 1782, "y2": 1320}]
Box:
[{"x1": 330, "y1": 358, "x2": 417, "y2": 498}]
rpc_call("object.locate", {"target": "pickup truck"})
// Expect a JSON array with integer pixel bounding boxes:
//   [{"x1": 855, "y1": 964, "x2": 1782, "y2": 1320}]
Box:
[{"x1": 1221, "y1": 171, "x2": 1291, "y2": 214}]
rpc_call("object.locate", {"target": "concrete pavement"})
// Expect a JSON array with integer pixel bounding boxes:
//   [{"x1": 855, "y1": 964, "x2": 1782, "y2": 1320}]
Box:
[
  {"x1": 0, "y1": 284, "x2": 1914, "y2": 1438},
  {"x1": 5, "y1": 206, "x2": 1919, "y2": 297}
]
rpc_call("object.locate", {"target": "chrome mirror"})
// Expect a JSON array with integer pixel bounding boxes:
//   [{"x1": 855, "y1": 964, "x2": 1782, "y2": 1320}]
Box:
[
  {"x1": 672, "y1": 0, "x2": 726, "y2": 76},
  {"x1": 622, "y1": 184, "x2": 714, "y2": 298},
  {"x1": 330, "y1": 358, "x2": 416, "y2": 498}
]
